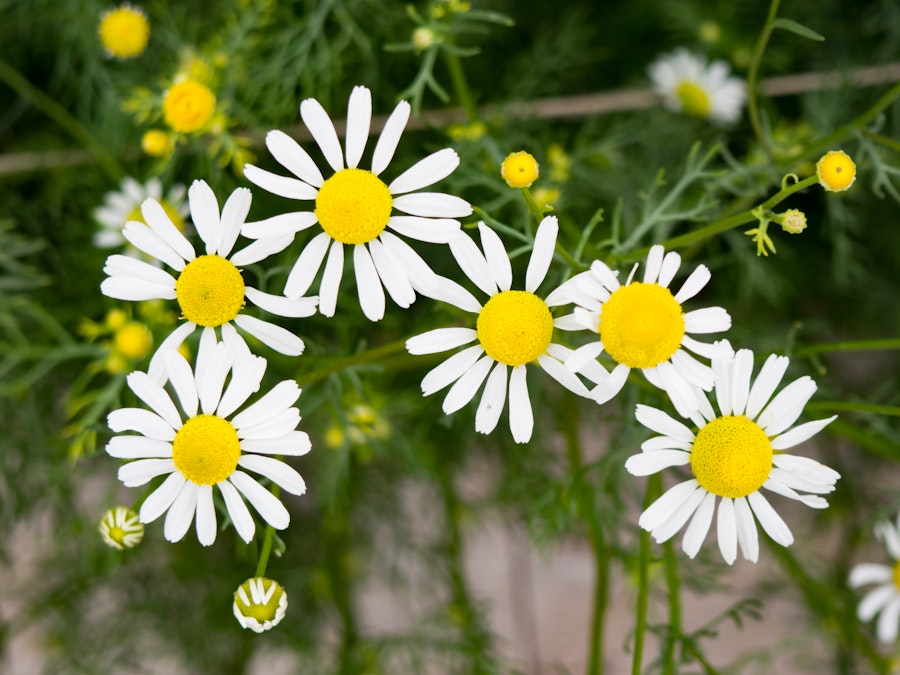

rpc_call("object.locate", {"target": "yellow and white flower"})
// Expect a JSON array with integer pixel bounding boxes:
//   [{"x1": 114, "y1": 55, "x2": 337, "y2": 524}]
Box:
[
  {"x1": 99, "y1": 506, "x2": 144, "y2": 549},
  {"x1": 555, "y1": 245, "x2": 732, "y2": 416},
  {"x1": 648, "y1": 49, "x2": 746, "y2": 124},
  {"x1": 101, "y1": 179, "x2": 316, "y2": 376},
  {"x1": 94, "y1": 177, "x2": 188, "y2": 250},
  {"x1": 233, "y1": 577, "x2": 288, "y2": 633},
  {"x1": 243, "y1": 85, "x2": 472, "y2": 321},
  {"x1": 850, "y1": 515, "x2": 900, "y2": 643},
  {"x1": 106, "y1": 341, "x2": 310, "y2": 545},
  {"x1": 625, "y1": 345, "x2": 839, "y2": 564},
  {"x1": 406, "y1": 217, "x2": 594, "y2": 443}
]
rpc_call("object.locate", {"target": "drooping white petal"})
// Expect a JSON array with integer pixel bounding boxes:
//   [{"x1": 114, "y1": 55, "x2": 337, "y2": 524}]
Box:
[
  {"x1": 407, "y1": 327, "x2": 478, "y2": 355},
  {"x1": 217, "y1": 354, "x2": 267, "y2": 419},
  {"x1": 379, "y1": 232, "x2": 438, "y2": 293},
  {"x1": 772, "y1": 453, "x2": 840, "y2": 484},
  {"x1": 624, "y1": 449, "x2": 691, "y2": 476},
  {"x1": 590, "y1": 363, "x2": 630, "y2": 405},
  {"x1": 127, "y1": 371, "x2": 182, "y2": 430},
  {"x1": 657, "y1": 250, "x2": 681, "y2": 289},
  {"x1": 389, "y1": 148, "x2": 459, "y2": 194},
  {"x1": 344, "y1": 85, "x2": 372, "y2": 168},
  {"x1": 762, "y1": 478, "x2": 829, "y2": 508},
  {"x1": 421, "y1": 274, "x2": 481, "y2": 313},
  {"x1": 241, "y1": 212, "x2": 318, "y2": 240},
  {"x1": 164, "y1": 481, "x2": 199, "y2": 543},
  {"x1": 318, "y1": 240, "x2": 345, "y2": 317},
  {"x1": 354, "y1": 244, "x2": 386, "y2": 321},
  {"x1": 849, "y1": 564, "x2": 893, "y2": 588},
  {"x1": 245, "y1": 287, "x2": 318, "y2": 318},
  {"x1": 651, "y1": 485, "x2": 706, "y2": 543},
  {"x1": 164, "y1": 351, "x2": 198, "y2": 419},
  {"x1": 387, "y1": 216, "x2": 460, "y2": 244},
  {"x1": 745, "y1": 354, "x2": 790, "y2": 421},
  {"x1": 635, "y1": 404, "x2": 695, "y2": 442},
  {"x1": 106, "y1": 435, "x2": 173, "y2": 459},
  {"x1": 526, "y1": 216, "x2": 558, "y2": 292},
  {"x1": 767, "y1": 468, "x2": 835, "y2": 495},
  {"x1": 682, "y1": 490, "x2": 716, "y2": 558},
  {"x1": 368, "y1": 238, "x2": 417, "y2": 308},
  {"x1": 218, "y1": 478, "x2": 256, "y2": 543},
  {"x1": 670, "y1": 349, "x2": 716, "y2": 390},
  {"x1": 284, "y1": 231, "x2": 331, "y2": 299},
  {"x1": 643, "y1": 245, "x2": 664, "y2": 284},
  {"x1": 654, "y1": 360, "x2": 701, "y2": 418},
  {"x1": 673, "y1": 264, "x2": 711, "y2": 303},
  {"x1": 221, "y1": 322, "x2": 253, "y2": 361},
  {"x1": 442, "y1": 354, "x2": 493, "y2": 414},
  {"x1": 717, "y1": 498, "x2": 738, "y2": 565},
  {"x1": 371, "y1": 100, "x2": 411, "y2": 176},
  {"x1": 234, "y1": 314, "x2": 305, "y2": 356},
  {"x1": 198, "y1": 342, "x2": 232, "y2": 415},
  {"x1": 859, "y1": 585, "x2": 896, "y2": 622},
  {"x1": 140, "y1": 472, "x2": 186, "y2": 523},
  {"x1": 195, "y1": 485, "x2": 217, "y2": 546},
  {"x1": 103, "y1": 254, "x2": 176, "y2": 288},
  {"x1": 475, "y1": 362, "x2": 507, "y2": 435},
  {"x1": 639, "y1": 479, "x2": 700, "y2": 532},
  {"x1": 118, "y1": 458, "x2": 176, "y2": 487},
  {"x1": 478, "y1": 223, "x2": 512, "y2": 292},
  {"x1": 229, "y1": 470, "x2": 290, "y2": 530},
  {"x1": 747, "y1": 490, "x2": 793, "y2": 546},
  {"x1": 421, "y1": 345, "x2": 484, "y2": 395},
  {"x1": 684, "y1": 307, "x2": 732, "y2": 334},
  {"x1": 393, "y1": 192, "x2": 472, "y2": 218},
  {"x1": 239, "y1": 454, "x2": 307, "y2": 495},
  {"x1": 195, "y1": 327, "x2": 218, "y2": 387},
  {"x1": 144, "y1": 196, "x2": 195, "y2": 262},
  {"x1": 108, "y1": 408, "x2": 176, "y2": 441},
  {"x1": 771, "y1": 416, "x2": 837, "y2": 450},
  {"x1": 243, "y1": 164, "x2": 319, "y2": 200},
  {"x1": 231, "y1": 380, "x2": 301, "y2": 431},
  {"x1": 877, "y1": 596, "x2": 900, "y2": 643},
  {"x1": 539, "y1": 353, "x2": 591, "y2": 397},
  {"x1": 265, "y1": 129, "x2": 324, "y2": 187},
  {"x1": 300, "y1": 97, "x2": 344, "y2": 173},
  {"x1": 729, "y1": 349, "x2": 755, "y2": 416},
  {"x1": 448, "y1": 230, "x2": 497, "y2": 296},
  {"x1": 101, "y1": 277, "x2": 176, "y2": 302},
  {"x1": 188, "y1": 179, "x2": 220, "y2": 254},
  {"x1": 148, "y1": 322, "x2": 197, "y2": 384},
  {"x1": 733, "y1": 497, "x2": 759, "y2": 563},
  {"x1": 681, "y1": 335, "x2": 733, "y2": 361},
  {"x1": 508, "y1": 365, "x2": 534, "y2": 443}
]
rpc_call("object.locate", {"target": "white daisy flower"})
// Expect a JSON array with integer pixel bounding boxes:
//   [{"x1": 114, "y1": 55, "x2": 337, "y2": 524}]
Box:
[
  {"x1": 243, "y1": 85, "x2": 472, "y2": 321},
  {"x1": 106, "y1": 341, "x2": 310, "y2": 546},
  {"x1": 648, "y1": 49, "x2": 747, "y2": 124},
  {"x1": 406, "y1": 216, "x2": 595, "y2": 444},
  {"x1": 94, "y1": 177, "x2": 189, "y2": 250},
  {"x1": 625, "y1": 345, "x2": 839, "y2": 564},
  {"x1": 101, "y1": 179, "x2": 316, "y2": 378},
  {"x1": 850, "y1": 515, "x2": 900, "y2": 643},
  {"x1": 556, "y1": 245, "x2": 732, "y2": 417}
]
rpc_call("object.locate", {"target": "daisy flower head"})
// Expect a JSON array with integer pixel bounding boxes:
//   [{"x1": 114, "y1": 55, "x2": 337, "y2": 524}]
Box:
[
  {"x1": 100, "y1": 179, "x2": 316, "y2": 378},
  {"x1": 558, "y1": 245, "x2": 732, "y2": 417},
  {"x1": 849, "y1": 515, "x2": 900, "y2": 643},
  {"x1": 99, "y1": 506, "x2": 144, "y2": 550},
  {"x1": 625, "y1": 345, "x2": 839, "y2": 564},
  {"x1": 106, "y1": 340, "x2": 311, "y2": 546},
  {"x1": 98, "y1": 4, "x2": 149, "y2": 59},
  {"x1": 234, "y1": 577, "x2": 288, "y2": 633},
  {"x1": 94, "y1": 177, "x2": 188, "y2": 251},
  {"x1": 243, "y1": 85, "x2": 472, "y2": 321},
  {"x1": 648, "y1": 49, "x2": 747, "y2": 124},
  {"x1": 406, "y1": 216, "x2": 595, "y2": 444}
]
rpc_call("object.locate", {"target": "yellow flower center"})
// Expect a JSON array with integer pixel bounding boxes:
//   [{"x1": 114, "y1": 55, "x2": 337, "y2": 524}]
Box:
[
  {"x1": 98, "y1": 6, "x2": 150, "y2": 59},
  {"x1": 477, "y1": 290, "x2": 553, "y2": 367},
  {"x1": 599, "y1": 282, "x2": 685, "y2": 369},
  {"x1": 501, "y1": 151, "x2": 540, "y2": 188},
  {"x1": 163, "y1": 80, "x2": 216, "y2": 134},
  {"x1": 234, "y1": 578, "x2": 285, "y2": 622},
  {"x1": 690, "y1": 415, "x2": 773, "y2": 499},
  {"x1": 893, "y1": 561, "x2": 900, "y2": 592},
  {"x1": 175, "y1": 255, "x2": 245, "y2": 327},
  {"x1": 676, "y1": 81, "x2": 711, "y2": 118},
  {"x1": 114, "y1": 321, "x2": 153, "y2": 360},
  {"x1": 315, "y1": 169, "x2": 393, "y2": 245},
  {"x1": 127, "y1": 199, "x2": 185, "y2": 232},
  {"x1": 172, "y1": 414, "x2": 241, "y2": 486},
  {"x1": 816, "y1": 150, "x2": 856, "y2": 192}
]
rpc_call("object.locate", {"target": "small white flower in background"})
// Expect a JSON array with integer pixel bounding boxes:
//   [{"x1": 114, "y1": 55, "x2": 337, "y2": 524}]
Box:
[
  {"x1": 648, "y1": 49, "x2": 747, "y2": 124},
  {"x1": 406, "y1": 216, "x2": 596, "y2": 444},
  {"x1": 625, "y1": 345, "x2": 839, "y2": 564},
  {"x1": 101, "y1": 179, "x2": 317, "y2": 377},
  {"x1": 106, "y1": 340, "x2": 311, "y2": 546},
  {"x1": 99, "y1": 506, "x2": 144, "y2": 549},
  {"x1": 243, "y1": 85, "x2": 472, "y2": 321},
  {"x1": 555, "y1": 245, "x2": 732, "y2": 417},
  {"x1": 233, "y1": 577, "x2": 288, "y2": 632},
  {"x1": 94, "y1": 177, "x2": 189, "y2": 251},
  {"x1": 850, "y1": 515, "x2": 900, "y2": 643}
]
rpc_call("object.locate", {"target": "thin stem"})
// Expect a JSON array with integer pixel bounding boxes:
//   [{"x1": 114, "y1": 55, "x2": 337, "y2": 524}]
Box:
[
  {"x1": 632, "y1": 473, "x2": 661, "y2": 675},
  {"x1": 520, "y1": 186, "x2": 546, "y2": 225},
  {"x1": 444, "y1": 50, "x2": 479, "y2": 124},
  {"x1": 297, "y1": 338, "x2": 409, "y2": 386},
  {"x1": 254, "y1": 524, "x2": 276, "y2": 578},
  {"x1": 662, "y1": 539, "x2": 682, "y2": 675},
  {"x1": 747, "y1": 0, "x2": 782, "y2": 159},
  {"x1": 793, "y1": 338, "x2": 900, "y2": 357}
]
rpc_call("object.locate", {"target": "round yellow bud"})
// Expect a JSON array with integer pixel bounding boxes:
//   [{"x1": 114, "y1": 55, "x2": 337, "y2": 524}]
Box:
[
  {"x1": 501, "y1": 151, "x2": 540, "y2": 188},
  {"x1": 141, "y1": 129, "x2": 171, "y2": 157},
  {"x1": 163, "y1": 80, "x2": 216, "y2": 134},
  {"x1": 98, "y1": 5, "x2": 150, "y2": 59}
]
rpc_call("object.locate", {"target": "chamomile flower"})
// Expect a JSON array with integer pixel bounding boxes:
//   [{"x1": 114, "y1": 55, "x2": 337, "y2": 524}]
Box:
[
  {"x1": 243, "y1": 85, "x2": 472, "y2": 321},
  {"x1": 557, "y1": 245, "x2": 732, "y2": 416},
  {"x1": 648, "y1": 49, "x2": 746, "y2": 124},
  {"x1": 101, "y1": 179, "x2": 316, "y2": 376},
  {"x1": 106, "y1": 341, "x2": 310, "y2": 545},
  {"x1": 625, "y1": 346, "x2": 839, "y2": 564},
  {"x1": 234, "y1": 577, "x2": 288, "y2": 633},
  {"x1": 99, "y1": 506, "x2": 144, "y2": 549},
  {"x1": 406, "y1": 217, "x2": 594, "y2": 443},
  {"x1": 849, "y1": 515, "x2": 900, "y2": 643},
  {"x1": 94, "y1": 177, "x2": 188, "y2": 250}
]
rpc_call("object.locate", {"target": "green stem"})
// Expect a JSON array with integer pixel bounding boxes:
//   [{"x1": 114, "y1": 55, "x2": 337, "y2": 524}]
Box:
[
  {"x1": 747, "y1": 0, "x2": 782, "y2": 159},
  {"x1": 632, "y1": 473, "x2": 661, "y2": 675},
  {"x1": 444, "y1": 50, "x2": 479, "y2": 124},
  {"x1": 521, "y1": 187, "x2": 545, "y2": 226},
  {"x1": 0, "y1": 58, "x2": 124, "y2": 181},
  {"x1": 297, "y1": 338, "x2": 409, "y2": 386},
  {"x1": 793, "y1": 338, "x2": 900, "y2": 357},
  {"x1": 662, "y1": 539, "x2": 681, "y2": 675},
  {"x1": 254, "y1": 524, "x2": 276, "y2": 578}
]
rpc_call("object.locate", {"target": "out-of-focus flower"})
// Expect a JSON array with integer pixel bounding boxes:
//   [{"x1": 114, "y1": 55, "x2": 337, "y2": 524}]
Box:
[
  {"x1": 233, "y1": 577, "x2": 288, "y2": 632},
  {"x1": 98, "y1": 4, "x2": 149, "y2": 59},
  {"x1": 163, "y1": 79, "x2": 216, "y2": 133},
  {"x1": 648, "y1": 49, "x2": 746, "y2": 124},
  {"x1": 94, "y1": 177, "x2": 188, "y2": 250},
  {"x1": 99, "y1": 506, "x2": 144, "y2": 549}
]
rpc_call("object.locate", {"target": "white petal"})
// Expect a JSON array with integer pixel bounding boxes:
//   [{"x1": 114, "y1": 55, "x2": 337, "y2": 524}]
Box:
[
  {"x1": 639, "y1": 479, "x2": 700, "y2": 532},
  {"x1": 284, "y1": 231, "x2": 331, "y2": 298},
  {"x1": 591, "y1": 363, "x2": 630, "y2": 405},
  {"x1": 641, "y1": 435, "x2": 693, "y2": 452},
  {"x1": 757, "y1": 376, "x2": 817, "y2": 436},
  {"x1": 300, "y1": 97, "x2": 344, "y2": 172},
  {"x1": 654, "y1": 361, "x2": 701, "y2": 418},
  {"x1": 747, "y1": 491, "x2": 793, "y2": 547},
  {"x1": 218, "y1": 479, "x2": 256, "y2": 543},
  {"x1": 673, "y1": 264, "x2": 711, "y2": 303},
  {"x1": 877, "y1": 596, "x2": 900, "y2": 643},
  {"x1": 246, "y1": 287, "x2": 318, "y2": 318},
  {"x1": 733, "y1": 497, "x2": 759, "y2": 562},
  {"x1": 526, "y1": 216, "x2": 558, "y2": 293},
  {"x1": 442, "y1": 354, "x2": 493, "y2": 414},
  {"x1": 713, "y1": 353, "x2": 733, "y2": 416},
  {"x1": 771, "y1": 416, "x2": 837, "y2": 450},
  {"x1": 140, "y1": 472, "x2": 185, "y2": 523},
  {"x1": 372, "y1": 100, "x2": 411, "y2": 176},
  {"x1": 421, "y1": 345, "x2": 484, "y2": 395},
  {"x1": 448, "y1": 230, "x2": 497, "y2": 296},
  {"x1": 144, "y1": 197, "x2": 195, "y2": 262},
  {"x1": 387, "y1": 215, "x2": 460, "y2": 244},
  {"x1": 234, "y1": 314, "x2": 305, "y2": 356},
  {"x1": 122, "y1": 222, "x2": 185, "y2": 271},
  {"x1": 624, "y1": 449, "x2": 691, "y2": 476},
  {"x1": 106, "y1": 435, "x2": 173, "y2": 459},
  {"x1": 768, "y1": 468, "x2": 835, "y2": 495},
  {"x1": 108, "y1": 408, "x2": 176, "y2": 441},
  {"x1": 651, "y1": 485, "x2": 706, "y2": 544},
  {"x1": 588, "y1": 260, "x2": 620, "y2": 292},
  {"x1": 265, "y1": 129, "x2": 324, "y2": 187},
  {"x1": 407, "y1": 327, "x2": 478, "y2": 355},
  {"x1": 237, "y1": 408, "x2": 301, "y2": 442},
  {"x1": 539, "y1": 353, "x2": 591, "y2": 398},
  {"x1": 242, "y1": 431, "x2": 311, "y2": 456},
  {"x1": 127, "y1": 371, "x2": 182, "y2": 430},
  {"x1": 717, "y1": 498, "x2": 738, "y2": 565},
  {"x1": 684, "y1": 307, "x2": 732, "y2": 334},
  {"x1": 379, "y1": 231, "x2": 438, "y2": 293},
  {"x1": 670, "y1": 349, "x2": 715, "y2": 390},
  {"x1": 729, "y1": 349, "x2": 754, "y2": 416},
  {"x1": 772, "y1": 454, "x2": 840, "y2": 484},
  {"x1": 681, "y1": 335, "x2": 733, "y2": 361},
  {"x1": 243, "y1": 164, "x2": 318, "y2": 200},
  {"x1": 368, "y1": 238, "x2": 416, "y2": 308},
  {"x1": 859, "y1": 585, "x2": 896, "y2": 622},
  {"x1": 148, "y1": 323, "x2": 196, "y2": 384},
  {"x1": 229, "y1": 471, "x2": 290, "y2": 530},
  {"x1": 196, "y1": 485, "x2": 217, "y2": 546},
  {"x1": 239, "y1": 454, "x2": 306, "y2": 495},
  {"x1": 100, "y1": 277, "x2": 175, "y2": 301},
  {"x1": 635, "y1": 404, "x2": 695, "y2": 442},
  {"x1": 682, "y1": 491, "x2": 716, "y2": 558},
  {"x1": 103, "y1": 254, "x2": 176, "y2": 287},
  {"x1": 242, "y1": 212, "x2": 318, "y2": 240},
  {"x1": 345, "y1": 85, "x2": 372, "y2": 168},
  {"x1": 762, "y1": 478, "x2": 829, "y2": 509},
  {"x1": 565, "y1": 342, "x2": 604, "y2": 373},
  {"x1": 475, "y1": 362, "x2": 507, "y2": 435},
  {"x1": 188, "y1": 179, "x2": 220, "y2": 254},
  {"x1": 508, "y1": 365, "x2": 533, "y2": 443},
  {"x1": 318, "y1": 240, "x2": 345, "y2": 317},
  {"x1": 745, "y1": 354, "x2": 790, "y2": 421},
  {"x1": 118, "y1": 458, "x2": 176, "y2": 487},
  {"x1": 421, "y1": 274, "x2": 482, "y2": 313},
  {"x1": 163, "y1": 351, "x2": 198, "y2": 419},
  {"x1": 389, "y1": 148, "x2": 459, "y2": 194},
  {"x1": 231, "y1": 380, "x2": 301, "y2": 430},
  {"x1": 217, "y1": 354, "x2": 267, "y2": 419},
  {"x1": 354, "y1": 244, "x2": 385, "y2": 321},
  {"x1": 849, "y1": 564, "x2": 893, "y2": 588},
  {"x1": 478, "y1": 223, "x2": 512, "y2": 291},
  {"x1": 198, "y1": 342, "x2": 232, "y2": 415},
  {"x1": 393, "y1": 192, "x2": 472, "y2": 218},
  {"x1": 643, "y1": 245, "x2": 664, "y2": 284},
  {"x1": 218, "y1": 187, "x2": 251, "y2": 257},
  {"x1": 164, "y1": 481, "x2": 199, "y2": 543},
  {"x1": 657, "y1": 251, "x2": 681, "y2": 289}
]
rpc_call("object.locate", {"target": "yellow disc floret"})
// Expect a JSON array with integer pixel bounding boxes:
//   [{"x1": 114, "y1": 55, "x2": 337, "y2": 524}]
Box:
[
  {"x1": 676, "y1": 81, "x2": 711, "y2": 118},
  {"x1": 163, "y1": 80, "x2": 216, "y2": 133},
  {"x1": 690, "y1": 415, "x2": 773, "y2": 498},
  {"x1": 501, "y1": 151, "x2": 540, "y2": 188},
  {"x1": 816, "y1": 150, "x2": 856, "y2": 192},
  {"x1": 477, "y1": 290, "x2": 553, "y2": 367},
  {"x1": 98, "y1": 5, "x2": 150, "y2": 59},
  {"x1": 172, "y1": 414, "x2": 241, "y2": 486},
  {"x1": 315, "y1": 169, "x2": 393, "y2": 245},
  {"x1": 892, "y1": 561, "x2": 900, "y2": 591},
  {"x1": 599, "y1": 282, "x2": 685, "y2": 369},
  {"x1": 113, "y1": 321, "x2": 153, "y2": 360},
  {"x1": 175, "y1": 255, "x2": 245, "y2": 327}
]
